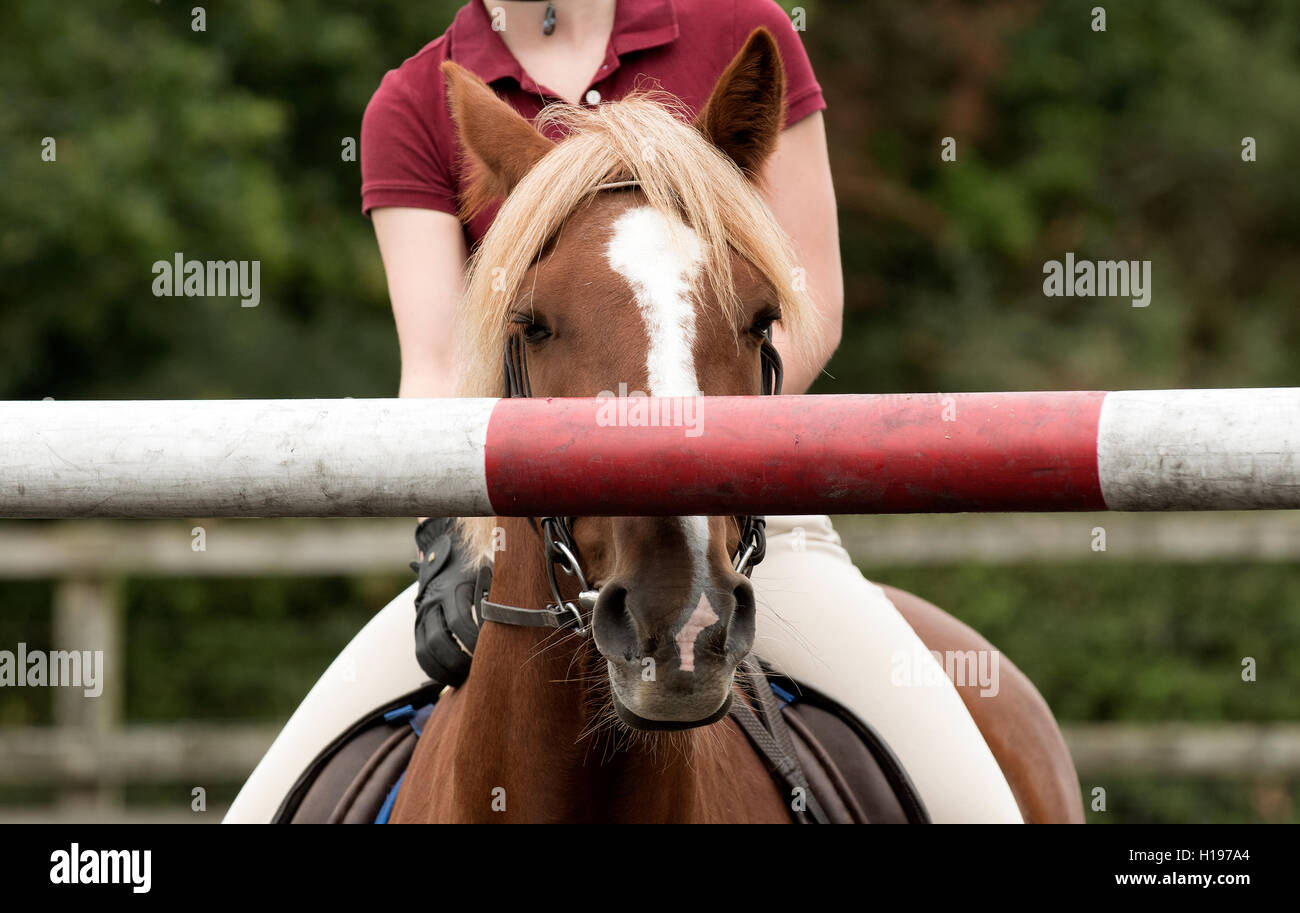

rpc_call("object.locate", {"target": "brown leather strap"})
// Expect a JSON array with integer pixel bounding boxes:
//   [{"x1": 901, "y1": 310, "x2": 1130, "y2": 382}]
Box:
[
  {"x1": 479, "y1": 597, "x2": 584, "y2": 632},
  {"x1": 729, "y1": 659, "x2": 829, "y2": 824},
  {"x1": 781, "y1": 709, "x2": 871, "y2": 823},
  {"x1": 326, "y1": 725, "x2": 415, "y2": 824}
]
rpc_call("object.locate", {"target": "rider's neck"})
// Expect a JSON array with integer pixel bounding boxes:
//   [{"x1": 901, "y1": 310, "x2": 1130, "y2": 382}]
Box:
[{"x1": 481, "y1": 0, "x2": 618, "y2": 105}]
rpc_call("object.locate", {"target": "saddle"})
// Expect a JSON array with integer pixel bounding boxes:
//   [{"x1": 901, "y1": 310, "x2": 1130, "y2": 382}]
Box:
[{"x1": 272, "y1": 662, "x2": 930, "y2": 824}]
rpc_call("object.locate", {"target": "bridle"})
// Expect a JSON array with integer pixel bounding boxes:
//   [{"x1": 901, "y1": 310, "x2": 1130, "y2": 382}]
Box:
[
  {"x1": 478, "y1": 181, "x2": 783, "y2": 638},
  {"x1": 467, "y1": 183, "x2": 826, "y2": 819}
]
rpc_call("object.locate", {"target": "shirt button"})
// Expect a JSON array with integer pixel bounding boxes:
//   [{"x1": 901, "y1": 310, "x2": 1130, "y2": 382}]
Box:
[{"x1": 585, "y1": 89, "x2": 601, "y2": 105}]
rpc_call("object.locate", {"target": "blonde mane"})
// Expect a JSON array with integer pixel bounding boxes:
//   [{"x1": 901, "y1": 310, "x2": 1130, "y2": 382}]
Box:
[{"x1": 455, "y1": 93, "x2": 817, "y2": 560}]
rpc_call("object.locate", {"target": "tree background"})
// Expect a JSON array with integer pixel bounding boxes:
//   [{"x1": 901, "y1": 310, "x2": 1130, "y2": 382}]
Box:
[{"x1": 2, "y1": 0, "x2": 1298, "y2": 822}]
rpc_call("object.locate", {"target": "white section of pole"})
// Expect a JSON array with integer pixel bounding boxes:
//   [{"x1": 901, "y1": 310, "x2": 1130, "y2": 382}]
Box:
[
  {"x1": 1097, "y1": 388, "x2": 1300, "y2": 510},
  {"x1": 0, "y1": 399, "x2": 496, "y2": 518}
]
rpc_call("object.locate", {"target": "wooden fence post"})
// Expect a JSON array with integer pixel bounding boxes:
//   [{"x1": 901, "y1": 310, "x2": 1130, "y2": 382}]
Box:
[{"x1": 51, "y1": 576, "x2": 123, "y2": 813}]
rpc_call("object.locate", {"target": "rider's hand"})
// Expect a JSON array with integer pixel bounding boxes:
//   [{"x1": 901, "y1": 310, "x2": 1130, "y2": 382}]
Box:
[{"x1": 411, "y1": 517, "x2": 487, "y2": 686}]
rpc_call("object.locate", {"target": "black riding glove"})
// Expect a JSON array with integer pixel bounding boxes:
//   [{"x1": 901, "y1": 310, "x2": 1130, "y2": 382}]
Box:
[{"x1": 411, "y1": 517, "x2": 488, "y2": 686}]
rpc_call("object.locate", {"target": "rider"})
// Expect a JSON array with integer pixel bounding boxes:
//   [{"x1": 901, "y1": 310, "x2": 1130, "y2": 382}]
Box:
[{"x1": 348, "y1": 0, "x2": 1021, "y2": 821}]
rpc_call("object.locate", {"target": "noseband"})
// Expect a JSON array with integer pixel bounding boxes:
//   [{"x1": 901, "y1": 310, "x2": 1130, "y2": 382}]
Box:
[{"x1": 479, "y1": 182, "x2": 783, "y2": 637}]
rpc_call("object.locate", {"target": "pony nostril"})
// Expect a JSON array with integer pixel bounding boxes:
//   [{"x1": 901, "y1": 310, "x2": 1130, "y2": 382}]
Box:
[
  {"x1": 732, "y1": 578, "x2": 755, "y2": 616},
  {"x1": 729, "y1": 579, "x2": 757, "y2": 649},
  {"x1": 599, "y1": 584, "x2": 629, "y2": 620},
  {"x1": 592, "y1": 584, "x2": 638, "y2": 659}
]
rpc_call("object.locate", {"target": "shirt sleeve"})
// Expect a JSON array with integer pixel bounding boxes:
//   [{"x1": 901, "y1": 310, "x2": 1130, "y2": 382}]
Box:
[
  {"x1": 360, "y1": 67, "x2": 459, "y2": 217},
  {"x1": 733, "y1": 0, "x2": 827, "y2": 127}
]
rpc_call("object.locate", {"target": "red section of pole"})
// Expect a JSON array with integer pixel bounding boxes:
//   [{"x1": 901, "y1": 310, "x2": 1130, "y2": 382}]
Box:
[{"x1": 483, "y1": 392, "x2": 1108, "y2": 516}]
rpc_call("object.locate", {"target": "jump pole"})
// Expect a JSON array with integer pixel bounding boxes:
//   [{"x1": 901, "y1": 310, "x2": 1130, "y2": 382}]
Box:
[{"x1": 0, "y1": 390, "x2": 1296, "y2": 518}]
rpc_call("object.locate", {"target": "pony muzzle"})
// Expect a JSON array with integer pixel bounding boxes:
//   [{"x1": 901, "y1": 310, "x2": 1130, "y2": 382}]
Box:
[{"x1": 593, "y1": 578, "x2": 757, "y2": 730}]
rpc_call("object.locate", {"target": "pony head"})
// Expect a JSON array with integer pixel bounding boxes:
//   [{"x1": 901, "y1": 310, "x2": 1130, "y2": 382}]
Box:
[{"x1": 448, "y1": 29, "x2": 816, "y2": 728}]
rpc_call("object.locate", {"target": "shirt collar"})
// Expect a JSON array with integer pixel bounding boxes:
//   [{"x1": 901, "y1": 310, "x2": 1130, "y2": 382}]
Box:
[{"x1": 450, "y1": 0, "x2": 680, "y2": 87}]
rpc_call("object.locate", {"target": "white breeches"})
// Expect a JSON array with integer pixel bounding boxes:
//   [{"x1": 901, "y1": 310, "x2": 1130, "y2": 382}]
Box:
[{"x1": 750, "y1": 515, "x2": 1021, "y2": 822}]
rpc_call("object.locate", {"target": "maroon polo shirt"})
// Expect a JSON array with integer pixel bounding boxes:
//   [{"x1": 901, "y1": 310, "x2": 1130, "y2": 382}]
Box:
[{"x1": 360, "y1": 0, "x2": 826, "y2": 245}]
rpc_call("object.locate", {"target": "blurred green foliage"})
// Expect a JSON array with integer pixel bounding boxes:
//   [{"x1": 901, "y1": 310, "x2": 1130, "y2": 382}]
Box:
[
  {"x1": 0, "y1": 583, "x2": 51, "y2": 726},
  {"x1": 3, "y1": 0, "x2": 462, "y2": 399},
  {"x1": 2, "y1": 0, "x2": 1298, "y2": 823},
  {"x1": 121, "y1": 574, "x2": 407, "y2": 722},
  {"x1": 1085, "y1": 775, "x2": 1297, "y2": 824},
  {"x1": 816, "y1": 0, "x2": 1300, "y2": 394}
]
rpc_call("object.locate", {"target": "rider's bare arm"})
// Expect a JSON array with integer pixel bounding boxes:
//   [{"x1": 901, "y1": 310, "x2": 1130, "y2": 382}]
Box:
[
  {"x1": 373, "y1": 206, "x2": 468, "y2": 526},
  {"x1": 759, "y1": 111, "x2": 844, "y2": 394},
  {"x1": 372, "y1": 206, "x2": 469, "y2": 400}
]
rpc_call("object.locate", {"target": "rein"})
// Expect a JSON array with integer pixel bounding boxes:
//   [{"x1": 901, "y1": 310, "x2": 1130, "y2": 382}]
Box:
[{"x1": 478, "y1": 180, "x2": 783, "y2": 637}]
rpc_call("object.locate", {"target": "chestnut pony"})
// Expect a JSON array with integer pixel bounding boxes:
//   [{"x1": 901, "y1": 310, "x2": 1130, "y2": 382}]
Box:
[{"x1": 391, "y1": 30, "x2": 1084, "y2": 824}]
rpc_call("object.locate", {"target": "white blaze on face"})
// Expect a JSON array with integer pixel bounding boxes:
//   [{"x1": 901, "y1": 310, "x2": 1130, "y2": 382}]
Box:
[
  {"x1": 676, "y1": 593, "x2": 719, "y2": 673},
  {"x1": 605, "y1": 206, "x2": 705, "y2": 398},
  {"x1": 607, "y1": 208, "x2": 716, "y2": 673},
  {"x1": 674, "y1": 515, "x2": 717, "y2": 673}
]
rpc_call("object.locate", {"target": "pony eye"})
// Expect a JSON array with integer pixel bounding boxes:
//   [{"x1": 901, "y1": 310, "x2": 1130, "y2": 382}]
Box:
[
  {"x1": 522, "y1": 323, "x2": 551, "y2": 344},
  {"x1": 512, "y1": 314, "x2": 552, "y2": 344},
  {"x1": 749, "y1": 310, "x2": 780, "y2": 338}
]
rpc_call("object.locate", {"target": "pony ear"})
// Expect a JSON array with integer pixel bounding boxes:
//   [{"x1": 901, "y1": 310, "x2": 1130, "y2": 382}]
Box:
[
  {"x1": 442, "y1": 60, "x2": 555, "y2": 213},
  {"x1": 695, "y1": 28, "x2": 786, "y2": 179}
]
